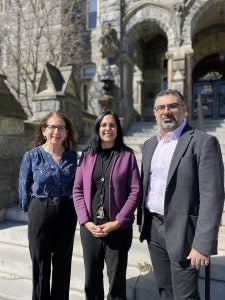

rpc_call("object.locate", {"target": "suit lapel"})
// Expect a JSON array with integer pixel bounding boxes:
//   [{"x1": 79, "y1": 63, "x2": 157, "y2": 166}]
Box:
[
  {"x1": 143, "y1": 136, "x2": 158, "y2": 194},
  {"x1": 166, "y1": 124, "x2": 194, "y2": 186}
]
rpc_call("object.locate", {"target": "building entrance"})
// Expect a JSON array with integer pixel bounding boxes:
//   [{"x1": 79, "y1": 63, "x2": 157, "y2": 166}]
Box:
[
  {"x1": 193, "y1": 80, "x2": 225, "y2": 119},
  {"x1": 192, "y1": 53, "x2": 225, "y2": 119}
]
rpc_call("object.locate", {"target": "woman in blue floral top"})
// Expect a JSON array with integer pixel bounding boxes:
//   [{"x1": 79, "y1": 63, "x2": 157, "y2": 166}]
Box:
[{"x1": 18, "y1": 112, "x2": 77, "y2": 300}]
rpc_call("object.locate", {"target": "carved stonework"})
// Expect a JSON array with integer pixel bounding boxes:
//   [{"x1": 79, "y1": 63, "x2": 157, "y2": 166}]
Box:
[
  {"x1": 32, "y1": 63, "x2": 82, "y2": 126},
  {"x1": 173, "y1": 3, "x2": 185, "y2": 46},
  {"x1": 99, "y1": 23, "x2": 119, "y2": 58}
]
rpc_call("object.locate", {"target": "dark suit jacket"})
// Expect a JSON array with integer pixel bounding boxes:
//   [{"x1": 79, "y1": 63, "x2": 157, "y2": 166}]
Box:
[{"x1": 138, "y1": 123, "x2": 224, "y2": 261}]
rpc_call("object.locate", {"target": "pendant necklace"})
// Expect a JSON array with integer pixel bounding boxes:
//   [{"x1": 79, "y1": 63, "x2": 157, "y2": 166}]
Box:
[{"x1": 96, "y1": 150, "x2": 114, "y2": 220}]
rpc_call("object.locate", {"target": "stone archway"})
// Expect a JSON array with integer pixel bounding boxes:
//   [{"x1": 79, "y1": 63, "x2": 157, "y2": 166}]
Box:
[
  {"x1": 121, "y1": 3, "x2": 180, "y2": 121},
  {"x1": 182, "y1": 0, "x2": 225, "y2": 120},
  {"x1": 123, "y1": 3, "x2": 179, "y2": 48},
  {"x1": 182, "y1": 0, "x2": 225, "y2": 46}
]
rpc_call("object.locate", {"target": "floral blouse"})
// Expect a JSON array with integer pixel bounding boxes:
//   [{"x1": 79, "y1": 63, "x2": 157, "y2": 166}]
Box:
[{"x1": 18, "y1": 146, "x2": 77, "y2": 211}]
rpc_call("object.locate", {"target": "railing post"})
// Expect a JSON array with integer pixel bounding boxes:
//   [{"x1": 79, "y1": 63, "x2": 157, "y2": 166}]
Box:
[{"x1": 205, "y1": 259, "x2": 211, "y2": 300}]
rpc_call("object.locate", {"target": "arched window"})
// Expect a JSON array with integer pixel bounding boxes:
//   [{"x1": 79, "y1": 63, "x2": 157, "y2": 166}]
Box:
[
  {"x1": 87, "y1": 0, "x2": 97, "y2": 30},
  {"x1": 81, "y1": 65, "x2": 96, "y2": 111}
]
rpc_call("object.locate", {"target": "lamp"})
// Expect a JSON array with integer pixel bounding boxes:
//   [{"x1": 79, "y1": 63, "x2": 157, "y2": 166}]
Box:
[{"x1": 101, "y1": 68, "x2": 114, "y2": 95}]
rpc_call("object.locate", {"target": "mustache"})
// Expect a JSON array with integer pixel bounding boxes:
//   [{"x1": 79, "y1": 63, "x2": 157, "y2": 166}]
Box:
[{"x1": 161, "y1": 115, "x2": 176, "y2": 121}]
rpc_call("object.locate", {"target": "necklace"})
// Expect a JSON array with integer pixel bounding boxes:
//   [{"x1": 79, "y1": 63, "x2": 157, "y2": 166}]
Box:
[
  {"x1": 100, "y1": 150, "x2": 114, "y2": 182},
  {"x1": 96, "y1": 150, "x2": 114, "y2": 220}
]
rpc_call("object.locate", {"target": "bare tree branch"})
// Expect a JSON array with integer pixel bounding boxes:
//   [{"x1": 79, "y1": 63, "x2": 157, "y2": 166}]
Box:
[{"x1": 0, "y1": 0, "x2": 77, "y2": 117}]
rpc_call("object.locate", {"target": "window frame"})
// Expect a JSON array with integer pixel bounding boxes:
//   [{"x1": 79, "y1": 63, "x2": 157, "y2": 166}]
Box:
[
  {"x1": 86, "y1": 0, "x2": 97, "y2": 30},
  {"x1": 82, "y1": 65, "x2": 96, "y2": 79}
]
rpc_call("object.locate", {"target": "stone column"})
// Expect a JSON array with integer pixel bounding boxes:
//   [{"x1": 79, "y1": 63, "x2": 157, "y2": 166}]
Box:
[
  {"x1": 121, "y1": 54, "x2": 133, "y2": 129},
  {"x1": 166, "y1": 52, "x2": 174, "y2": 88},
  {"x1": 121, "y1": 58, "x2": 129, "y2": 114},
  {"x1": 170, "y1": 48, "x2": 186, "y2": 94},
  {"x1": 136, "y1": 80, "x2": 143, "y2": 118},
  {"x1": 185, "y1": 51, "x2": 193, "y2": 122}
]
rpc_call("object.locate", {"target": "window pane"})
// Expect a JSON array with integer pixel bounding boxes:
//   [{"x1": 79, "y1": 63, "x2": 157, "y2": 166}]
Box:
[
  {"x1": 88, "y1": 12, "x2": 96, "y2": 29},
  {"x1": 87, "y1": 0, "x2": 97, "y2": 29},
  {"x1": 83, "y1": 65, "x2": 96, "y2": 79},
  {"x1": 88, "y1": 0, "x2": 97, "y2": 12}
]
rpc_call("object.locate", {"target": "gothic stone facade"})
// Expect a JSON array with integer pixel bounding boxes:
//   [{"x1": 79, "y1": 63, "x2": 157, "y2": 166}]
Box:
[
  {"x1": 63, "y1": 0, "x2": 225, "y2": 126},
  {"x1": 1, "y1": 0, "x2": 225, "y2": 127}
]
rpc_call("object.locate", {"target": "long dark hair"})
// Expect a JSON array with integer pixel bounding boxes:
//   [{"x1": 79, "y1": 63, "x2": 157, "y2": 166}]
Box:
[
  {"x1": 85, "y1": 111, "x2": 127, "y2": 154},
  {"x1": 31, "y1": 112, "x2": 77, "y2": 150}
]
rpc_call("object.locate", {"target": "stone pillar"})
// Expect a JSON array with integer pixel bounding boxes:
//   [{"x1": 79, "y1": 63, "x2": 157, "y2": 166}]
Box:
[
  {"x1": 185, "y1": 51, "x2": 193, "y2": 122},
  {"x1": 170, "y1": 48, "x2": 186, "y2": 94},
  {"x1": 136, "y1": 80, "x2": 143, "y2": 118},
  {"x1": 121, "y1": 54, "x2": 134, "y2": 129},
  {"x1": 166, "y1": 52, "x2": 174, "y2": 88}
]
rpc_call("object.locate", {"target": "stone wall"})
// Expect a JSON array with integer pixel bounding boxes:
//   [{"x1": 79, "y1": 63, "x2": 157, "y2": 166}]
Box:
[
  {"x1": 0, "y1": 74, "x2": 35, "y2": 219},
  {"x1": 0, "y1": 121, "x2": 35, "y2": 216}
]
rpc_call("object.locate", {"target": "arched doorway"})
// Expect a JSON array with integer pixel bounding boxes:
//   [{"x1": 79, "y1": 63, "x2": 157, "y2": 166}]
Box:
[
  {"x1": 131, "y1": 33, "x2": 168, "y2": 121},
  {"x1": 123, "y1": 3, "x2": 179, "y2": 122},
  {"x1": 192, "y1": 53, "x2": 225, "y2": 119}
]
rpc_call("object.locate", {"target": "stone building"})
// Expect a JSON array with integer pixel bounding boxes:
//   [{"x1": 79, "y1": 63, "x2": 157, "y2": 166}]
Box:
[
  {"x1": 61, "y1": 0, "x2": 225, "y2": 128},
  {"x1": 0, "y1": 0, "x2": 225, "y2": 128},
  {"x1": 0, "y1": 0, "x2": 225, "y2": 217}
]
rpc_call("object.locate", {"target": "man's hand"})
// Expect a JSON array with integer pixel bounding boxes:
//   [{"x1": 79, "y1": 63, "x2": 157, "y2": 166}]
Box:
[{"x1": 187, "y1": 248, "x2": 209, "y2": 270}]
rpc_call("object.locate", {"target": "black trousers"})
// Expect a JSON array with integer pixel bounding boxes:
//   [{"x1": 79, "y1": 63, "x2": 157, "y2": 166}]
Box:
[
  {"x1": 80, "y1": 225, "x2": 133, "y2": 300},
  {"x1": 147, "y1": 215, "x2": 200, "y2": 300},
  {"x1": 28, "y1": 198, "x2": 77, "y2": 300}
]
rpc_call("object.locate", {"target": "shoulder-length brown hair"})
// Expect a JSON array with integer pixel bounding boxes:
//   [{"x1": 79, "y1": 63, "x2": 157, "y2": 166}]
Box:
[{"x1": 31, "y1": 112, "x2": 77, "y2": 150}]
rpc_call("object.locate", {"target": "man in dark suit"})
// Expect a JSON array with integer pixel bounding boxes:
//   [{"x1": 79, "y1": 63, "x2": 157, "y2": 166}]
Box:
[{"x1": 138, "y1": 89, "x2": 224, "y2": 299}]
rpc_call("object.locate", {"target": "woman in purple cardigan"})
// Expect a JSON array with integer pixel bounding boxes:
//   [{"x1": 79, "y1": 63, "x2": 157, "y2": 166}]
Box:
[{"x1": 73, "y1": 111, "x2": 141, "y2": 300}]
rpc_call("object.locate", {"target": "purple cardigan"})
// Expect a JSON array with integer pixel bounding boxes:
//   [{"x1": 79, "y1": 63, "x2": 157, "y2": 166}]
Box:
[{"x1": 73, "y1": 148, "x2": 141, "y2": 229}]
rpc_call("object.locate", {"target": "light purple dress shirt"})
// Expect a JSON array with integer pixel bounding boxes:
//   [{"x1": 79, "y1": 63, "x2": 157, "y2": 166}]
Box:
[{"x1": 145, "y1": 121, "x2": 186, "y2": 215}]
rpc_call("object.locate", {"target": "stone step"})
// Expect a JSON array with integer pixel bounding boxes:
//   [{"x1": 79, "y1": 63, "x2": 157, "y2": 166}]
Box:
[
  {"x1": 2, "y1": 216, "x2": 225, "y2": 299},
  {"x1": 0, "y1": 242, "x2": 85, "y2": 292},
  {"x1": 1, "y1": 217, "x2": 225, "y2": 259},
  {"x1": 0, "y1": 274, "x2": 83, "y2": 300},
  {"x1": 0, "y1": 220, "x2": 151, "y2": 300},
  {"x1": 1, "y1": 243, "x2": 225, "y2": 300},
  {"x1": 0, "y1": 219, "x2": 150, "y2": 269}
]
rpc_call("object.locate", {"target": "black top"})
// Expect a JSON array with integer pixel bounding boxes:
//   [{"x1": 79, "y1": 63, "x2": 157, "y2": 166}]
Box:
[{"x1": 91, "y1": 147, "x2": 115, "y2": 225}]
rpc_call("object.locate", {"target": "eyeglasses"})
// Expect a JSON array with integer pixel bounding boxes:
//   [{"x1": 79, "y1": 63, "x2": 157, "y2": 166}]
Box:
[
  {"x1": 153, "y1": 103, "x2": 183, "y2": 112},
  {"x1": 46, "y1": 125, "x2": 66, "y2": 131},
  {"x1": 100, "y1": 123, "x2": 117, "y2": 129}
]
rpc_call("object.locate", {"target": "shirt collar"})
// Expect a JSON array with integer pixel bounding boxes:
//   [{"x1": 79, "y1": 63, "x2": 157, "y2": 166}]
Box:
[{"x1": 156, "y1": 121, "x2": 186, "y2": 142}]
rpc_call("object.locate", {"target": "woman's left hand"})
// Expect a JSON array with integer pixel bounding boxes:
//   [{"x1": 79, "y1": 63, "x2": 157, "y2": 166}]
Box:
[{"x1": 98, "y1": 220, "x2": 120, "y2": 235}]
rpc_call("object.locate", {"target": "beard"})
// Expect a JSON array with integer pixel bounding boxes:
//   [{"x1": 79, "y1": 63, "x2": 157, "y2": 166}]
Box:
[{"x1": 159, "y1": 115, "x2": 179, "y2": 132}]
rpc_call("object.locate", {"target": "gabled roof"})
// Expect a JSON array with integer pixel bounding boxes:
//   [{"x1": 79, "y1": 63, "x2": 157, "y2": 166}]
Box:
[
  {"x1": 36, "y1": 62, "x2": 65, "y2": 94},
  {"x1": 35, "y1": 63, "x2": 78, "y2": 100},
  {"x1": 0, "y1": 74, "x2": 27, "y2": 119}
]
